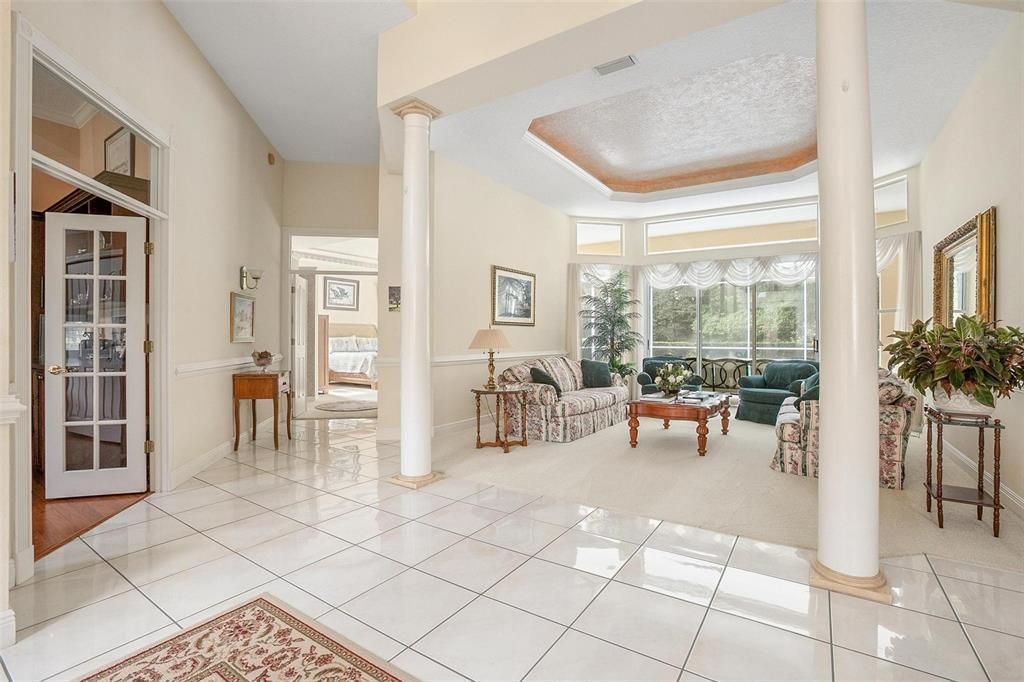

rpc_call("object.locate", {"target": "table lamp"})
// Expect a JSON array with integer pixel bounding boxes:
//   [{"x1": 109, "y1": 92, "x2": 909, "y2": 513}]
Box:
[{"x1": 469, "y1": 328, "x2": 511, "y2": 390}]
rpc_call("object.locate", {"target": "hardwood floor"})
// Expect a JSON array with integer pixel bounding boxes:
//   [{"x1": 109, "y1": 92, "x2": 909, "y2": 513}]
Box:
[{"x1": 32, "y1": 474, "x2": 148, "y2": 559}]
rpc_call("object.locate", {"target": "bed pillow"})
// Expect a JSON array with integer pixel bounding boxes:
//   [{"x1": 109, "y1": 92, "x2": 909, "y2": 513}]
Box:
[{"x1": 356, "y1": 336, "x2": 378, "y2": 352}]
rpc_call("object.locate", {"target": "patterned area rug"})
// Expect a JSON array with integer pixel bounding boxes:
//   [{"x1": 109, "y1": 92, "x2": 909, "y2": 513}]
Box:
[
  {"x1": 318, "y1": 399, "x2": 376, "y2": 412},
  {"x1": 81, "y1": 596, "x2": 413, "y2": 681}
]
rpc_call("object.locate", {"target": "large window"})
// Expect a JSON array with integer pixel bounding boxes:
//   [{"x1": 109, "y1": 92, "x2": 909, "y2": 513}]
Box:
[
  {"x1": 650, "y1": 280, "x2": 817, "y2": 368},
  {"x1": 576, "y1": 222, "x2": 623, "y2": 256}
]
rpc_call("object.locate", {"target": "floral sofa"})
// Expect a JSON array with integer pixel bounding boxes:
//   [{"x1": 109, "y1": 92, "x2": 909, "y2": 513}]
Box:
[
  {"x1": 771, "y1": 368, "x2": 917, "y2": 489},
  {"x1": 499, "y1": 356, "x2": 629, "y2": 443}
]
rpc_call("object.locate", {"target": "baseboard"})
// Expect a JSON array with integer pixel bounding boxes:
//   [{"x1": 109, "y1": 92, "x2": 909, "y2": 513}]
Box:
[
  {"x1": 435, "y1": 416, "x2": 477, "y2": 435},
  {"x1": 943, "y1": 437, "x2": 1024, "y2": 519},
  {"x1": 14, "y1": 546, "x2": 34, "y2": 586},
  {"x1": 0, "y1": 608, "x2": 15, "y2": 648},
  {"x1": 168, "y1": 415, "x2": 277, "y2": 490}
]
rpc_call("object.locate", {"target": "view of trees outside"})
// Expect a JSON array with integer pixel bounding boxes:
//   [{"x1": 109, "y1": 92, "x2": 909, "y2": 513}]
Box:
[{"x1": 651, "y1": 279, "x2": 816, "y2": 362}]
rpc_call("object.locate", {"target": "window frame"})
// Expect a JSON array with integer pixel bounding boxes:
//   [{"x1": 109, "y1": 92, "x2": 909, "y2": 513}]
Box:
[{"x1": 575, "y1": 220, "x2": 625, "y2": 258}]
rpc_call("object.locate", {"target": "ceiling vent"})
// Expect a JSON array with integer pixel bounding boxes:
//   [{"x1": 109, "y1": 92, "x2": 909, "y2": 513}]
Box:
[{"x1": 593, "y1": 55, "x2": 637, "y2": 77}]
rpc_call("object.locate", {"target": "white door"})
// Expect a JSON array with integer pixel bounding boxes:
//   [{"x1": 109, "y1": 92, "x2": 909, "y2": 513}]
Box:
[
  {"x1": 291, "y1": 274, "x2": 308, "y2": 416},
  {"x1": 45, "y1": 213, "x2": 147, "y2": 498}
]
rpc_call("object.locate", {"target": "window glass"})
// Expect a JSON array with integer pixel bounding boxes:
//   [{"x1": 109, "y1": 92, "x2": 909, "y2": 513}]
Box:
[
  {"x1": 700, "y1": 283, "x2": 752, "y2": 360},
  {"x1": 646, "y1": 203, "x2": 817, "y2": 255},
  {"x1": 874, "y1": 178, "x2": 908, "y2": 228},
  {"x1": 577, "y1": 222, "x2": 623, "y2": 256},
  {"x1": 32, "y1": 60, "x2": 155, "y2": 206},
  {"x1": 755, "y1": 278, "x2": 817, "y2": 361},
  {"x1": 650, "y1": 286, "x2": 698, "y2": 358}
]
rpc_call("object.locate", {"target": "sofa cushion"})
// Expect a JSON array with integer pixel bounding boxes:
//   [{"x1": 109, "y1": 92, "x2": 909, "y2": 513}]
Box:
[
  {"x1": 581, "y1": 359, "x2": 613, "y2": 388},
  {"x1": 538, "y1": 357, "x2": 581, "y2": 393},
  {"x1": 501, "y1": 361, "x2": 538, "y2": 384},
  {"x1": 763, "y1": 362, "x2": 818, "y2": 389},
  {"x1": 530, "y1": 367, "x2": 562, "y2": 398},
  {"x1": 552, "y1": 387, "x2": 628, "y2": 417},
  {"x1": 738, "y1": 387, "x2": 795, "y2": 406},
  {"x1": 795, "y1": 372, "x2": 820, "y2": 407}
]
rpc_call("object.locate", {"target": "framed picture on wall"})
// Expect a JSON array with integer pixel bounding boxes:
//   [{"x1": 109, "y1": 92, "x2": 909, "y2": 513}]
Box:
[
  {"x1": 388, "y1": 286, "x2": 401, "y2": 312},
  {"x1": 230, "y1": 292, "x2": 255, "y2": 343},
  {"x1": 104, "y1": 127, "x2": 135, "y2": 176},
  {"x1": 324, "y1": 277, "x2": 359, "y2": 311},
  {"x1": 491, "y1": 265, "x2": 536, "y2": 326}
]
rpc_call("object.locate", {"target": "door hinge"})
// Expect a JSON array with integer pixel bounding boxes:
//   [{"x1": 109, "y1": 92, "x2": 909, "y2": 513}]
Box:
[
  {"x1": 290, "y1": 286, "x2": 296, "y2": 294},
  {"x1": 144, "y1": 241, "x2": 155, "y2": 255},
  {"x1": 144, "y1": 339, "x2": 154, "y2": 353},
  {"x1": 144, "y1": 440, "x2": 155, "y2": 454}
]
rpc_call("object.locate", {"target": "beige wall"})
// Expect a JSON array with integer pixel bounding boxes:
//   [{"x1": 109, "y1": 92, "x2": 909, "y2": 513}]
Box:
[
  {"x1": 377, "y1": 153, "x2": 571, "y2": 435},
  {"x1": 919, "y1": 16, "x2": 1024, "y2": 504},
  {"x1": 317, "y1": 274, "x2": 378, "y2": 326},
  {"x1": 283, "y1": 161, "x2": 378, "y2": 232},
  {"x1": 15, "y1": 0, "x2": 285, "y2": 484}
]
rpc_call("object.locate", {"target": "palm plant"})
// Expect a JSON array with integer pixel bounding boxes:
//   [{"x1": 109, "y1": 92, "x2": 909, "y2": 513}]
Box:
[{"x1": 579, "y1": 271, "x2": 644, "y2": 376}]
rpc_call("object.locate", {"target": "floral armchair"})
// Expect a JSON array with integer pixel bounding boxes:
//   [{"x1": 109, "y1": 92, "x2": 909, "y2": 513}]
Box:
[{"x1": 771, "y1": 369, "x2": 917, "y2": 489}]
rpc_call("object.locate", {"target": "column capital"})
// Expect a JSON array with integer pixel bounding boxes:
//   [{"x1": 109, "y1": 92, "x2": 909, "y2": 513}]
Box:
[{"x1": 390, "y1": 97, "x2": 442, "y2": 121}]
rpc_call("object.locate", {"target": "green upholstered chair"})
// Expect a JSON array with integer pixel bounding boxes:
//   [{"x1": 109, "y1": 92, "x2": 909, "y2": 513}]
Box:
[
  {"x1": 736, "y1": 360, "x2": 819, "y2": 424},
  {"x1": 636, "y1": 356, "x2": 703, "y2": 395}
]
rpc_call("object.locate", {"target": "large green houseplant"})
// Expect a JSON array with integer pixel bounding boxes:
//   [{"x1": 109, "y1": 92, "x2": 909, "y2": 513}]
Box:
[
  {"x1": 580, "y1": 271, "x2": 644, "y2": 377},
  {"x1": 884, "y1": 315, "x2": 1024, "y2": 413}
]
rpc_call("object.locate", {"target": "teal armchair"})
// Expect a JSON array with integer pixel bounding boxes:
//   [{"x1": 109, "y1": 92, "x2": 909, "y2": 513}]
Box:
[
  {"x1": 737, "y1": 360, "x2": 819, "y2": 424},
  {"x1": 636, "y1": 356, "x2": 703, "y2": 395}
]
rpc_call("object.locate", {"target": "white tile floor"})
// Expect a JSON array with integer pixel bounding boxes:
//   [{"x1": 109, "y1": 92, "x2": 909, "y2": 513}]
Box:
[{"x1": 2, "y1": 418, "x2": 1023, "y2": 682}]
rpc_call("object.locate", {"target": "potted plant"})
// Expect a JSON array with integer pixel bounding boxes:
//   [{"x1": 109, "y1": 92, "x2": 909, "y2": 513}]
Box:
[
  {"x1": 653, "y1": 363, "x2": 694, "y2": 396},
  {"x1": 580, "y1": 271, "x2": 644, "y2": 377},
  {"x1": 884, "y1": 315, "x2": 1024, "y2": 414}
]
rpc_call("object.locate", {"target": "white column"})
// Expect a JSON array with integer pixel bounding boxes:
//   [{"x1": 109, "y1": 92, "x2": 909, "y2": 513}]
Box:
[
  {"x1": 391, "y1": 100, "x2": 442, "y2": 489},
  {"x1": 812, "y1": 0, "x2": 888, "y2": 602}
]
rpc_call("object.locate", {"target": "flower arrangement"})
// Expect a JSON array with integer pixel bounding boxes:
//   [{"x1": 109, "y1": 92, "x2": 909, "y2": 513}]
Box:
[
  {"x1": 251, "y1": 350, "x2": 274, "y2": 373},
  {"x1": 653, "y1": 363, "x2": 693, "y2": 395},
  {"x1": 884, "y1": 315, "x2": 1024, "y2": 413}
]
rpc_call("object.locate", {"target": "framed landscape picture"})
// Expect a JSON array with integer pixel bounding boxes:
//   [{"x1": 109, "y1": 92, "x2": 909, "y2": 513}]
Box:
[
  {"x1": 324, "y1": 277, "x2": 359, "y2": 311},
  {"x1": 491, "y1": 265, "x2": 536, "y2": 326},
  {"x1": 388, "y1": 285, "x2": 401, "y2": 312},
  {"x1": 230, "y1": 292, "x2": 255, "y2": 343}
]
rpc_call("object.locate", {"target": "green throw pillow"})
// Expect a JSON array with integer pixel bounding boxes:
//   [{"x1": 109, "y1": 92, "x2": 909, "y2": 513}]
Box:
[
  {"x1": 530, "y1": 367, "x2": 562, "y2": 398},
  {"x1": 795, "y1": 373, "x2": 820, "y2": 407},
  {"x1": 581, "y1": 359, "x2": 613, "y2": 388}
]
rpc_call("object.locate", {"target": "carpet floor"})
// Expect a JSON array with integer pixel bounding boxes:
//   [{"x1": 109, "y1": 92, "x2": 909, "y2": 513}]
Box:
[{"x1": 430, "y1": 415, "x2": 1024, "y2": 571}]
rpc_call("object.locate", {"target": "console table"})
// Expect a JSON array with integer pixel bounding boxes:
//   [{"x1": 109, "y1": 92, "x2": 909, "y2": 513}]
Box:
[
  {"x1": 924, "y1": 405, "x2": 1003, "y2": 537},
  {"x1": 233, "y1": 371, "x2": 292, "y2": 451},
  {"x1": 471, "y1": 387, "x2": 528, "y2": 453}
]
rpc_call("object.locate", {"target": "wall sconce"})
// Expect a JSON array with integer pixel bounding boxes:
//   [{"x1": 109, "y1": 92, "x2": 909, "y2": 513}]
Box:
[{"x1": 240, "y1": 266, "x2": 264, "y2": 291}]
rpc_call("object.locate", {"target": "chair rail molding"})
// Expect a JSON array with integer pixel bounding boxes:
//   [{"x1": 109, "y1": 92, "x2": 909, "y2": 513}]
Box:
[{"x1": 175, "y1": 353, "x2": 284, "y2": 378}]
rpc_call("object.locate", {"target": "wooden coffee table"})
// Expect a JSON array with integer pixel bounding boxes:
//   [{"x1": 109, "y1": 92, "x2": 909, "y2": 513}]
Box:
[{"x1": 627, "y1": 394, "x2": 730, "y2": 457}]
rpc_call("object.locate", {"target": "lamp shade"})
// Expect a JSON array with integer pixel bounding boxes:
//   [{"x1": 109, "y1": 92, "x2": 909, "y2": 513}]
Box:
[{"x1": 469, "y1": 328, "x2": 511, "y2": 351}]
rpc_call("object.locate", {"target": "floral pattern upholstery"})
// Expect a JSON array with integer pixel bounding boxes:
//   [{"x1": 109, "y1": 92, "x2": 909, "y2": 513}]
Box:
[
  {"x1": 500, "y1": 357, "x2": 628, "y2": 442},
  {"x1": 771, "y1": 370, "x2": 917, "y2": 489}
]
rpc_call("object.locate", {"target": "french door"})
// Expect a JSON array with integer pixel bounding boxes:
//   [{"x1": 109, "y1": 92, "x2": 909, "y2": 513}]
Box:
[{"x1": 44, "y1": 213, "x2": 147, "y2": 498}]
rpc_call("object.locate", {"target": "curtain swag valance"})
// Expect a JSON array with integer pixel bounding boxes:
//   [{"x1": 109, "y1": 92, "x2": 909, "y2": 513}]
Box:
[{"x1": 640, "y1": 254, "x2": 818, "y2": 290}]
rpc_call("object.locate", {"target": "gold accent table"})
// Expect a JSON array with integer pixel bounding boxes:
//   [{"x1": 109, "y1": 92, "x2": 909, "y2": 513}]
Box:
[{"x1": 471, "y1": 387, "x2": 528, "y2": 453}]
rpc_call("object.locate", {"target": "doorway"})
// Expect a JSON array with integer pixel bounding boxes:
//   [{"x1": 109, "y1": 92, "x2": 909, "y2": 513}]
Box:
[{"x1": 288, "y1": 235, "x2": 379, "y2": 420}]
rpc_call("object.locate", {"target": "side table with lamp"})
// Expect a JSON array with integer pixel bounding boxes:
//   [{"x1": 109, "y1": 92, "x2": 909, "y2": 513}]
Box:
[{"x1": 468, "y1": 328, "x2": 528, "y2": 452}]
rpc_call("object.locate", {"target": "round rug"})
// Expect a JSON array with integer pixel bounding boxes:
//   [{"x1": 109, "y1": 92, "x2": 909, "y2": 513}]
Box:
[{"x1": 317, "y1": 399, "x2": 377, "y2": 413}]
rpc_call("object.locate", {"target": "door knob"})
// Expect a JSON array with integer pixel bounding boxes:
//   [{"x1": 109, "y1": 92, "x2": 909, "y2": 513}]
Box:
[{"x1": 47, "y1": 365, "x2": 66, "y2": 375}]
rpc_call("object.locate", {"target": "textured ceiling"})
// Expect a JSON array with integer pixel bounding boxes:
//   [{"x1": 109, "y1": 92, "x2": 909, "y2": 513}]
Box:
[
  {"x1": 431, "y1": 0, "x2": 1016, "y2": 218},
  {"x1": 529, "y1": 54, "x2": 817, "y2": 193}
]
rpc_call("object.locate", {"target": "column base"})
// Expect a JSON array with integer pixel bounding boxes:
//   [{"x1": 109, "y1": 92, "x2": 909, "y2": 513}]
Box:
[
  {"x1": 0, "y1": 608, "x2": 16, "y2": 648},
  {"x1": 810, "y1": 559, "x2": 891, "y2": 604},
  {"x1": 388, "y1": 472, "x2": 444, "y2": 490}
]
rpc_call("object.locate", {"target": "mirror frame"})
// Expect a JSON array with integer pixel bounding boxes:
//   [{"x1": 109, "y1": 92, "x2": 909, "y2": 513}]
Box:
[{"x1": 933, "y1": 206, "x2": 996, "y2": 326}]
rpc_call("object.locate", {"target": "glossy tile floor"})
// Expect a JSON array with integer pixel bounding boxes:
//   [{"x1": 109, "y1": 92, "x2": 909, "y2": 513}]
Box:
[{"x1": 2, "y1": 420, "x2": 1022, "y2": 681}]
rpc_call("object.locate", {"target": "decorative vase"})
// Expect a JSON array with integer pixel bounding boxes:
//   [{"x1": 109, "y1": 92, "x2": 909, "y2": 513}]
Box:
[
  {"x1": 251, "y1": 351, "x2": 273, "y2": 373},
  {"x1": 931, "y1": 388, "x2": 995, "y2": 415}
]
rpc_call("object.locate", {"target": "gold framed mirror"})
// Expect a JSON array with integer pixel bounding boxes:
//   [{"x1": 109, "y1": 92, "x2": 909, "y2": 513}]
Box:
[{"x1": 933, "y1": 206, "x2": 996, "y2": 326}]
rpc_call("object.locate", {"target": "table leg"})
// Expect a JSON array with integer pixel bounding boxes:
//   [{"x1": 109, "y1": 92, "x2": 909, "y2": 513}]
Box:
[
  {"x1": 696, "y1": 416, "x2": 709, "y2": 457},
  {"x1": 926, "y1": 418, "x2": 933, "y2": 512},
  {"x1": 936, "y1": 421, "x2": 944, "y2": 529},
  {"x1": 251, "y1": 400, "x2": 257, "y2": 442},
  {"x1": 521, "y1": 394, "x2": 528, "y2": 447},
  {"x1": 628, "y1": 406, "x2": 639, "y2": 448},
  {"x1": 720, "y1": 403, "x2": 730, "y2": 435},
  {"x1": 272, "y1": 396, "x2": 280, "y2": 450},
  {"x1": 977, "y1": 426, "x2": 985, "y2": 521},
  {"x1": 500, "y1": 394, "x2": 510, "y2": 454},
  {"x1": 994, "y1": 420, "x2": 1001, "y2": 538},
  {"x1": 663, "y1": 418, "x2": 670, "y2": 430},
  {"x1": 233, "y1": 398, "x2": 240, "y2": 451},
  {"x1": 475, "y1": 394, "x2": 482, "y2": 449},
  {"x1": 286, "y1": 391, "x2": 293, "y2": 440}
]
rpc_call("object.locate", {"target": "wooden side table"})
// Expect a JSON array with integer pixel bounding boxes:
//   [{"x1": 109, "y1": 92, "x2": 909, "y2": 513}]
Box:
[
  {"x1": 471, "y1": 388, "x2": 528, "y2": 453},
  {"x1": 924, "y1": 405, "x2": 1003, "y2": 537},
  {"x1": 233, "y1": 371, "x2": 292, "y2": 451}
]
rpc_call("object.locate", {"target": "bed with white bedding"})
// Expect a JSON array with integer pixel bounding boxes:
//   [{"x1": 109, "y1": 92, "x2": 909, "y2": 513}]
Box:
[{"x1": 319, "y1": 322, "x2": 378, "y2": 387}]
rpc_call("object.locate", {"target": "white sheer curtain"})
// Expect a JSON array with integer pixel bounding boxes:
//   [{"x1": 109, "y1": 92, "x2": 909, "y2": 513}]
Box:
[
  {"x1": 641, "y1": 253, "x2": 817, "y2": 290},
  {"x1": 876, "y1": 232, "x2": 923, "y2": 330}
]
